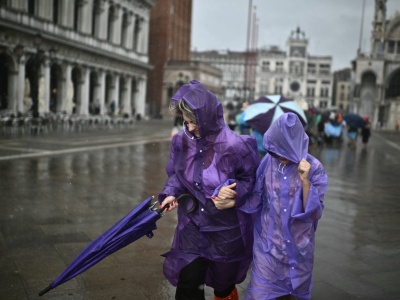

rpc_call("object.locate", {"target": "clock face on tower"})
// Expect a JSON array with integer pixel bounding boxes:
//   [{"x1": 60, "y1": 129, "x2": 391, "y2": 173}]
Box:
[{"x1": 290, "y1": 81, "x2": 300, "y2": 92}]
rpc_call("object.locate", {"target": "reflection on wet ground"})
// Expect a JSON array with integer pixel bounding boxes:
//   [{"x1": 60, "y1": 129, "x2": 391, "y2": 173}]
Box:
[{"x1": 1, "y1": 121, "x2": 400, "y2": 299}]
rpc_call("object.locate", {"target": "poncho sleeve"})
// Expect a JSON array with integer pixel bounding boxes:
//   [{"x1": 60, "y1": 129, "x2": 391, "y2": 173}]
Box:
[
  {"x1": 158, "y1": 136, "x2": 186, "y2": 202},
  {"x1": 238, "y1": 156, "x2": 268, "y2": 214},
  {"x1": 211, "y1": 135, "x2": 259, "y2": 208},
  {"x1": 291, "y1": 158, "x2": 328, "y2": 224}
]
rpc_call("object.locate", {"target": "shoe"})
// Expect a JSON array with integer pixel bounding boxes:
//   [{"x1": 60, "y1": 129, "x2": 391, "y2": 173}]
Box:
[{"x1": 214, "y1": 287, "x2": 238, "y2": 300}]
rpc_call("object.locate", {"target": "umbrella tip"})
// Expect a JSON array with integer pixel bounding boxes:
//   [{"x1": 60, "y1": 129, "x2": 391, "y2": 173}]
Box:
[{"x1": 38, "y1": 285, "x2": 52, "y2": 296}]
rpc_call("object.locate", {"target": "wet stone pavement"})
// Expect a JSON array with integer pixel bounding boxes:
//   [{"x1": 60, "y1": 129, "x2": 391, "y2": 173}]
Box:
[{"x1": 0, "y1": 119, "x2": 400, "y2": 300}]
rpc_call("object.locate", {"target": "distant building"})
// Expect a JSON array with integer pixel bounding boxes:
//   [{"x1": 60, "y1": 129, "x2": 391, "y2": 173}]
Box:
[
  {"x1": 0, "y1": 1, "x2": 154, "y2": 118},
  {"x1": 192, "y1": 27, "x2": 333, "y2": 109},
  {"x1": 332, "y1": 68, "x2": 352, "y2": 111},
  {"x1": 352, "y1": 0, "x2": 400, "y2": 128},
  {"x1": 191, "y1": 50, "x2": 248, "y2": 104}
]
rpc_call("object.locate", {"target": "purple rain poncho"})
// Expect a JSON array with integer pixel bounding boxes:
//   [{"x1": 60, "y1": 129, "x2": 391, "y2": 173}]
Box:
[
  {"x1": 243, "y1": 113, "x2": 328, "y2": 300},
  {"x1": 159, "y1": 80, "x2": 259, "y2": 291}
]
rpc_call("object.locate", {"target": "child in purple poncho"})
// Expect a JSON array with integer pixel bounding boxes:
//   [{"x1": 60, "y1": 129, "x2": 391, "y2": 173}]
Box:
[
  {"x1": 243, "y1": 113, "x2": 328, "y2": 300},
  {"x1": 159, "y1": 80, "x2": 260, "y2": 300}
]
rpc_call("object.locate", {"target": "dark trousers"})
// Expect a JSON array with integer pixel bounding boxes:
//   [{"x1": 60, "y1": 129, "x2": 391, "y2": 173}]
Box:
[{"x1": 175, "y1": 258, "x2": 235, "y2": 300}]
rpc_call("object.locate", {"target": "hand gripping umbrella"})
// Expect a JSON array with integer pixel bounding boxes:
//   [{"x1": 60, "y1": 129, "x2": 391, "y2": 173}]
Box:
[
  {"x1": 244, "y1": 95, "x2": 308, "y2": 135},
  {"x1": 39, "y1": 194, "x2": 198, "y2": 296}
]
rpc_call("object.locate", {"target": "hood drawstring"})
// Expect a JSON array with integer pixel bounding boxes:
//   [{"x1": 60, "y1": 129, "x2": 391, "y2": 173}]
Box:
[{"x1": 278, "y1": 163, "x2": 286, "y2": 174}]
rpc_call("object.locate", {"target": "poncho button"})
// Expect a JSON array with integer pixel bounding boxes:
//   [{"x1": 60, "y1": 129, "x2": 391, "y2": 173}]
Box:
[{"x1": 283, "y1": 208, "x2": 287, "y2": 212}]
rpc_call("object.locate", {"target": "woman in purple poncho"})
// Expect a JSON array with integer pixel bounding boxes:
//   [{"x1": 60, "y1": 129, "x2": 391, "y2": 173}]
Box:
[
  {"x1": 159, "y1": 80, "x2": 259, "y2": 300},
  {"x1": 243, "y1": 113, "x2": 328, "y2": 300}
]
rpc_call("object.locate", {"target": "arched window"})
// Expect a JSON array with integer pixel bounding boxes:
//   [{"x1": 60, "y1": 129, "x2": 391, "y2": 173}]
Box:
[
  {"x1": 92, "y1": 0, "x2": 97, "y2": 36},
  {"x1": 28, "y1": 0, "x2": 35, "y2": 15},
  {"x1": 387, "y1": 71, "x2": 400, "y2": 98},
  {"x1": 73, "y1": 1, "x2": 79, "y2": 31},
  {"x1": 53, "y1": 0, "x2": 59, "y2": 24},
  {"x1": 107, "y1": 5, "x2": 115, "y2": 42},
  {"x1": 121, "y1": 11, "x2": 128, "y2": 46},
  {"x1": 133, "y1": 17, "x2": 140, "y2": 51}
]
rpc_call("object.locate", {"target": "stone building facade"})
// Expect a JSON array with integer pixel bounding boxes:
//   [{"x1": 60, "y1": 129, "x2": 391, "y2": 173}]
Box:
[
  {"x1": 353, "y1": 0, "x2": 400, "y2": 128},
  {"x1": 192, "y1": 27, "x2": 333, "y2": 109},
  {"x1": 0, "y1": 0, "x2": 154, "y2": 118},
  {"x1": 332, "y1": 68, "x2": 352, "y2": 112}
]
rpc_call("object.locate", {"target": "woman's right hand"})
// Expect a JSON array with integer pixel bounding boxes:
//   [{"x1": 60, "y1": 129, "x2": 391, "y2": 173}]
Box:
[{"x1": 160, "y1": 195, "x2": 178, "y2": 212}]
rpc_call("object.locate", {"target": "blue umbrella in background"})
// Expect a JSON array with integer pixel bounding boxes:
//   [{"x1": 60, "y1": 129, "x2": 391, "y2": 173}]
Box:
[
  {"x1": 244, "y1": 95, "x2": 307, "y2": 135},
  {"x1": 38, "y1": 195, "x2": 198, "y2": 296},
  {"x1": 343, "y1": 113, "x2": 365, "y2": 128}
]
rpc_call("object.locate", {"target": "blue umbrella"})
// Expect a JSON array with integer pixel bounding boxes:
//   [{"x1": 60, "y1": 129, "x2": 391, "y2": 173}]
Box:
[
  {"x1": 38, "y1": 195, "x2": 197, "y2": 296},
  {"x1": 244, "y1": 95, "x2": 307, "y2": 135},
  {"x1": 343, "y1": 113, "x2": 365, "y2": 128}
]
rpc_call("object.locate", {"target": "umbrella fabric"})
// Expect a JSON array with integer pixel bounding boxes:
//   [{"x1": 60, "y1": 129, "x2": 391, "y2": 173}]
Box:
[
  {"x1": 39, "y1": 196, "x2": 161, "y2": 296},
  {"x1": 343, "y1": 113, "x2": 365, "y2": 128},
  {"x1": 243, "y1": 95, "x2": 307, "y2": 135}
]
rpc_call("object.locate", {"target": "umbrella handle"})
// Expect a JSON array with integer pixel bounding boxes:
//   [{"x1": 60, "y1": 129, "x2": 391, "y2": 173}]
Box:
[
  {"x1": 153, "y1": 203, "x2": 170, "y2": 214},
  {"x1": 152, "y1": 194, "x2": 198, "y2": 215},
  {"x1": 38, "y1": 285, "x2": 52, "y2": 296}
]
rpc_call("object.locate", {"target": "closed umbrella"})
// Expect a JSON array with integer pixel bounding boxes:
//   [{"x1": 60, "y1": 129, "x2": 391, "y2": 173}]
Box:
[
  {"x1": 39, "y1": 195, "x2": 197, "y2": 296},
  {"x1": 244, "y1": 95, "x2": 307, "y2": 135}
]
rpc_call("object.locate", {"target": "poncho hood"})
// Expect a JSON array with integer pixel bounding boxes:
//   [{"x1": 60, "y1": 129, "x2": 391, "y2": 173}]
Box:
[
  {"x1": 171, "y1": 80, "x2": 225, "y2": 137},
  {"x1": 262, "y1": 112, "x2": 308, "y2": 163}
]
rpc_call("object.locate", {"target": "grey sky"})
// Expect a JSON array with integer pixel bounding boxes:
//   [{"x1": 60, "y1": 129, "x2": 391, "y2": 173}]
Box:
[{"x1": 191, "y1": 0, "x2": 400, "y2": 70}]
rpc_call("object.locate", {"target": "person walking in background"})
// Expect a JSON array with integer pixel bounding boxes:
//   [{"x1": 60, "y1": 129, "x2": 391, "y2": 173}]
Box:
[
  {"x1": 361, "y1": 117, "x2": 371, "y2": 148},
  {"x1": 242, "y1": 113, "x2": 328, "y2": 300},
  {"x1": 347, "y1": 125, "x2": 358, "y2": 149},
  {"x1": 159, "y1": 80, "x2": 260, "y2": 300}
]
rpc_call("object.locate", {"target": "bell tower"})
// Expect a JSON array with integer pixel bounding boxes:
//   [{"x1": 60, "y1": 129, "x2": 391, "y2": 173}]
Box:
[{"x1": 371, "y1": 0, "x2": 387, "y2": 58}]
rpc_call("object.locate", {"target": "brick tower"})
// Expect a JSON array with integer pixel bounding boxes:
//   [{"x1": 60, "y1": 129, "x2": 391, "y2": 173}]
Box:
[{"x1": 147, "y1": 0, "x2": 192, "y2": 118}]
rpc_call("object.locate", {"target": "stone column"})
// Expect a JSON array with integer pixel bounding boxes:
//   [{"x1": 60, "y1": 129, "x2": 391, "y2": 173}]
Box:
[
  {"x1": 8, "y1": 70, "x2": 18, "y2": 112},
  {"x1": 97, "y1": 0, "x2": 109, "y2": 40},
  {"x1": 40, "y1": 59, "x2": 51, "y2": 114},
  {"x1": 9, "y1": 0, "x2": 27, "y2": 11},
  {"x1": 17, "y1": 56, "x2": 26, "y2": 113},
  {"x1": 76, "y1": 0, "x2": 86, "y2": 33},
  {"x1": 141, "y1": 18, "x2": 149, "y2": 54},
  {"x1": 136, "y1": 18, "x2": 144, "y2": 53},
  {"x1": 63, "y1": 64, "x2": 74, "y2": 114},
  {"x1": 124, "y1": 12, "x2": 134, "y2": 49},
  {"x1": 136, "y1": 77, "x2": 147, "y2": 118},
  {"x1": 98, "y1": 71, "x2": 106, "y2": 115},
  {"x1": 81, "y1": 0, "x2": 93, "y2": 34},
  {"x1": 130, "y1": 14, "x2": 137, "y2": 50},
  {"x1": 123, "y1": 77, "x2": 132, "y2": 115},
  {"x1": 112, "y1": 5, "x2": 122, "y2": 45},
  {"x1": 59, "y1": 0, "x2": 74, "y2": 28},
  {"x1": 37, "y1": 0, "x2": 53, "y2": 21},
  {"x1": 79, "y1": 67, "x2": 90, "y2": 115},
  {"x1": 112, "y1": 74, "x2": 120, "y2": 116}
]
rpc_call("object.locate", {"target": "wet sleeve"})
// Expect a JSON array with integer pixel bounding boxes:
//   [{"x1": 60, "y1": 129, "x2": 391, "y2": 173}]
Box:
[
  {"x1": 239, "y1": 158, "x2": 267, "y2": 214},
  {"x1": 158, "y1": 138, "x2": 185, "y2": 202},
  {"x1": 232, "y1": 138, "x2": 260, "y2": 209},
  {"x1": 292, "y1": 161, "x2": 328, "y2": 222}
]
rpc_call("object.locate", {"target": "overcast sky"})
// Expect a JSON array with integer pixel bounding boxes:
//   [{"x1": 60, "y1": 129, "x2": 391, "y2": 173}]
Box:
[{"x1": 191, "y1": 0, "x2": 400, "y2": 71}]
